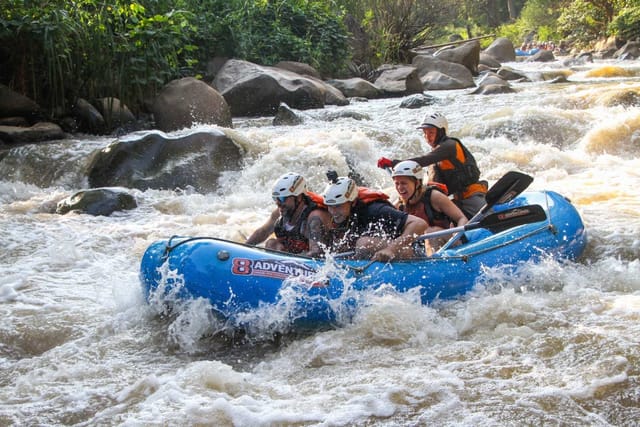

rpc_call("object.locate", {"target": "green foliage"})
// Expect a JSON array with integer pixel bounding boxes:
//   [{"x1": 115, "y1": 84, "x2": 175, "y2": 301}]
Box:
[
  {"x1": 0, "y1": 0, "x2": 350, "y2": 119},
  {"x1": 224, "y1": 0, "x2": 349, "y2": 76},
  {"x1": 0, "y1": 0, "x2": 197, "y2": 116},
  {"x1": 557, "y1": 0, "x2": 609, "y2": 47},
  {"x1": 609, "y1": 6, "x2": 640, "y2": 40},
  {"x1": 495, "y1": 0, "x2": 562, "y2": 45},
  {"x1": 338, "y1": 0, "x2": 457, "y2": 66}
]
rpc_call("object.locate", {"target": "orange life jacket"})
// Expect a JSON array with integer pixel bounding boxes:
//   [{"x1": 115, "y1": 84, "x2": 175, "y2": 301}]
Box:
[{"x1": 357, "y1": 187, "x2": 389, "y2": 203}]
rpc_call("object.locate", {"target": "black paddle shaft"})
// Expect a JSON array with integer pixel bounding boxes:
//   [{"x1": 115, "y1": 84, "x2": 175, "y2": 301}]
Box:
[{"x1": 417, "y1": 204, "x2": 547, "y2": 241}]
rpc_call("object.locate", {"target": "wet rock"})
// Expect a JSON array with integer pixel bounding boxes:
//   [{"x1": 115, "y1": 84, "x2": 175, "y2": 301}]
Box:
[
  {"x1": 0, "y1": 84, "x2": 43, "y2": 122},
  {"x1": 326, "y1": 78, "x2": 382, "y2": 99},
  {"x1": 412, "y1": 55, "x2": 475, "y2": 90},
  {"x1": 274, "y1": 61, "x2": 322, "y2": 79},
  {"x1": 479, "y1": 52, "x2": 502, "y2": 69},
  {"x1": 548, "y1": 75, "x2": 569, "y2": 84},
  {"x1": 73, "y1": 98, "x2": 106, "y2": 134},
  {"x1": 95, "y1": 97, "x2": 136, "y2": 132},
  {"x1": 213, "y1": 59, "x2": 326, "y2": 116},
  {"x1": 526, "y1": 50, "x2": 555, "y2": 62},
  {"x1": 320, "y1": 110, "x2": 370, "y2": 121},
  {"x1": 483, "y1": 37, "x2": 516, "y2": 63},
  {"x1": 86, "y1": 130, "x2": 243, "y2": 192},
  {"x1": 373, "y1": 65, "x2": 423, "y2": 97},
  {"x1": 433, "y1": 40, "x2": 480, "y2": 76},
  {"x1": 400, "y1": 93, "x2": 439, "y2": 109},
  {"x1": 614, "y1": 41, "x2": 640, "y2": 60},
  {"x1": 273, "y1": 103, "x2": 304, "y2": 126},
  {"x1": 152, "y1": 77, "x2": 232, "y2": 132},
  {"x1": 497, "y1": 66, "x2": 530, "y2": 81},
  {"x1": 0, "y1": 122, "x2": 65, "y2": 144},
  {"x1": 56, "y1": 188, "x2": 137, "y2": 216},
  {"x1": 471, "y1": 72, "x2": 514, "y2": 95}
]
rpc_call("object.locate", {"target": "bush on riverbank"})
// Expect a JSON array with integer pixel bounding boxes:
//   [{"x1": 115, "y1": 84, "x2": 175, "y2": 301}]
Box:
[{"x1": 0, "y1": 0, "x2": 349, "y2": 120}]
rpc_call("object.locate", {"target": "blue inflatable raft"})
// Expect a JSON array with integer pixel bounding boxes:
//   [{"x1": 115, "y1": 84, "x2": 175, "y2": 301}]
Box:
[{"x1": 140, "y1": 189, "x2": 587, "y2": 329}]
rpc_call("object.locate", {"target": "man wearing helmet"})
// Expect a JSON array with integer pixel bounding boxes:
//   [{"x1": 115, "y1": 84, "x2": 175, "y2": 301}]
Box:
[
  {"x1": 377, "y1": 111, "x2": 486, "y2": 219},
  {"x1": 391, "y1": 160, "x2": 468, "y2": 253},
  {"x1": 245, "y1": 172, "x2": 332, "y2": 257},
  {"x1": 322, "y1": 176, "x2": 427, "y2": 261}
]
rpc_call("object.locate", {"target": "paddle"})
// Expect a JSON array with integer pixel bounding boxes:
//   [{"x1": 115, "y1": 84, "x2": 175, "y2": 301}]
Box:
[
  {"x1": 417, "y1": 204, "x2": 546, "y2": 241},
  {"x1": 438, "y1": 171, "x2": 534, "y2": 251}
]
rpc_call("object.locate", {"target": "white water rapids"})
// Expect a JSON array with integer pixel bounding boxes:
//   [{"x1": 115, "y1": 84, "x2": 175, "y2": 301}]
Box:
[{"x1": 1, "y1": 58, "x2": 640, "y2": 426}]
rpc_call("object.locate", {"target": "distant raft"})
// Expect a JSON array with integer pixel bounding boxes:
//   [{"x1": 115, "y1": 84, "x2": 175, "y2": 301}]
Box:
[{"x1": 140, "y1": 190, "x2": 587, "y2": 329}]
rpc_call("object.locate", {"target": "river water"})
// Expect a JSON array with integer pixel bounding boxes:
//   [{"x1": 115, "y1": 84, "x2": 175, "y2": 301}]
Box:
[{"x1": 1, "y1": 58, "x2": 639, "y2": 426}]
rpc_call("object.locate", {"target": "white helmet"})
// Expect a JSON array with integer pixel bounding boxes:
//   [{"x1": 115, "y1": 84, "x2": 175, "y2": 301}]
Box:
[
  {"x1": 417, "y1": 112, "x2": 448, "y2": 133},
  {"x1": 272, "y1": 172, "x2": 307, "y2": 197},
  {"x1": 322, "y1": 177, "x2": 358, "y2": 205},
  {"x1": 391, "y1": 160, "x2": 424, "y2": 181}
]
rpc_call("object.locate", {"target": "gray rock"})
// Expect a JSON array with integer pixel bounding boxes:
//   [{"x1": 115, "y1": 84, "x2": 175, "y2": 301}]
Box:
[
  {"x1": 56, "y1": 188, "x2": 137, "y2": 216},
  {"x1": 373, "y1": 65, "x2": 423, "y2": 97},
  {"x1": 86, "y1": 130, "x2": 243, "y2": 192},
  {"x1": 483, "y1": 37, "x2": 516, "y2": 63},
  {"x1": 327, "y1": 78, "x2": 382, "y2": 99},
  {"x1": 152, "y1": 77, "x2": 232, "y2": 132},
  {"x1": 213, "y1": 59, "x2": 326, "y2": 116},
  {"x1": 0, "y1": 122, "x2": 65, "y2": 144}
]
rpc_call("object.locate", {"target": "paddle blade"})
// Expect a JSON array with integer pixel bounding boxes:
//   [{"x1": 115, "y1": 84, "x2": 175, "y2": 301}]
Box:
[
  {"x1": 484, "y1": 171, "x2": 534, "y2": 210},
  {"x1": 480, "y1": 204, "x2": 547, "y2": 233}
]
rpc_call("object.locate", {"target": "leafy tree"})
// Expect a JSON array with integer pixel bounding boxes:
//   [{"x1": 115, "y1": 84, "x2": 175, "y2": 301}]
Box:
[
  {"x1": 609, "y1": 5, "x2": 640, "y2": 41},
  {"x1": 0, "y1": 0, "x2": 197, "y2": 115},
  {"x1": 338, "y1": 0, "x2": 458, "y2": 65},
  {"x1": 223, "y1": 0, "x2": 349, "y2": 76}
]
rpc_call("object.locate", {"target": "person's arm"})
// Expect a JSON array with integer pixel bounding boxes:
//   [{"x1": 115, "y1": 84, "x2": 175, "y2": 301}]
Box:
[
  {"x1": 245, "y1": 208, "x2": 279, "y2": 245},
  {"x1": 304, "y1": 209, "x2": 331, "y2": 257},
  {"x1": 430, "y1": 190, "x2": 468, "y2": 227},
  {"x1": 372, "y1": 214, "x2": 427, "y2": 262},
  {"x1": 407, "y1": 139, "x2": 457, "y2": 167}
]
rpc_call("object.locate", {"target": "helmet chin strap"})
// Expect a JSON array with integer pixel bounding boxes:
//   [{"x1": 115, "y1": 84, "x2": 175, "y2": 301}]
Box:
[
  {"x1": 407, "y1": 179, "x2": 422, "y2": 204},
  {"x1": 286, "y1": 195, "x2": 304, "y2": 222}
]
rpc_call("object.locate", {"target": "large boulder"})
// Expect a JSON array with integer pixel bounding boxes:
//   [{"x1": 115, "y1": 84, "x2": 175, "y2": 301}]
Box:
[
  {"x1": 326, "y1": 77, "x2": 382, "y2": 99},
  {"x1": 73, "y1": 97, "x2": 106, "y2": 134},
  {"x1": 433, "y1": 41, "x2": 480, "y2": 75},
  {"x1": 479, "y1": 52, "x2": 502, "y2": 69},
  {"x1": 152, "y1": 77, "x2": 232, "y2": 132},
  {"x1": 274, "y1": 61, "x2": 322, "y2": 79},
  {"x1": 525, "y1": 49, "x2": 556, "y2": 62},
  {"x1": 95, "y1": 97, "x2": 136, "y2": 131},
  {"x1": 0, "y1": 84, "x2": 42, "y2": 122},
  {"x1": 86, "y1": 130, "x2": 243, "y2": 192},
  {"x1": 471, "y1": 72, "x2": 515, "y2": 95},
  {"x1": 0, "y1": 122, "x2": 65, "y2": 144},
  {"x1": 497, "y1": 66, "x2": 530, "y2": 81},
  {"x1": 614, "y1": 40, "x2": 640, "y2": 60},
  {"x1": 421, "y1": 71, "x2": 473, "y2": 90},
  {"x1": 412, "y1": 56, "x2": 475, "y2": 90},
  {"x1": 483, "y1": 37, "x2": 516, "y2": 63},
  {"x1": 213, "y1": 59, "x2": 327, "y2": 116},
  {"x1": 373, "y1": 65, "x2": 423, "y2": 97}
]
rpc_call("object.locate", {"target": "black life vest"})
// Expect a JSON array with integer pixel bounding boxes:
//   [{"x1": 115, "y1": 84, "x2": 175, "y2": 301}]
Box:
[
  {"x1": 433, "y1": 137, "x2": 481, "y2": 195},
  {"x1": 273, "y1": 195, "x2": 319, "y2": 253}
]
